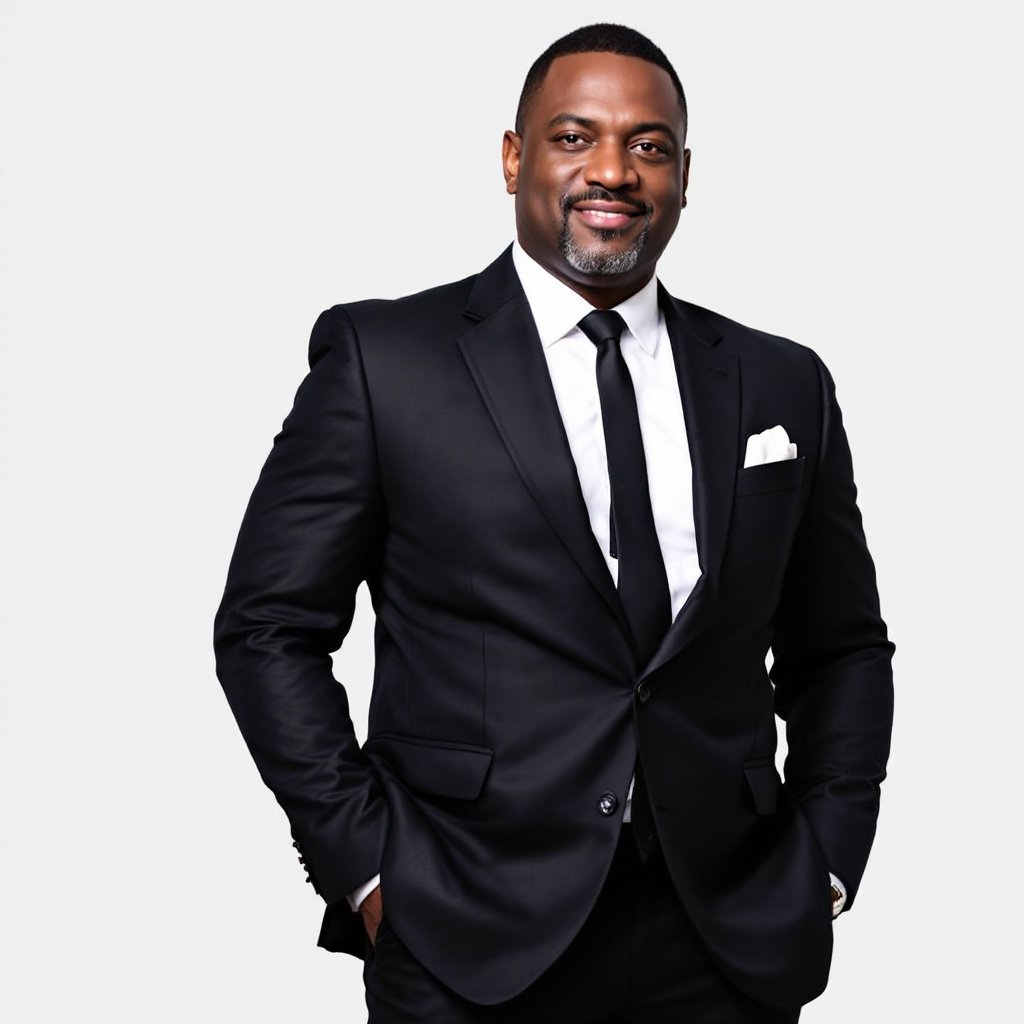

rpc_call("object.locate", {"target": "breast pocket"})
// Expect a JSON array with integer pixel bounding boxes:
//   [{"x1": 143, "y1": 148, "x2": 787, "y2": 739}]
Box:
[{"x1": 735, "y1": 456, "x2": 806, "y2": 497}]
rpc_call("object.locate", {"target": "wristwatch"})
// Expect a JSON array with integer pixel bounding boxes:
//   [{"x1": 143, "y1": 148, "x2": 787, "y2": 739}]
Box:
[{"x1": 830, "y1": 882, "x2": 847, "y2": 917}]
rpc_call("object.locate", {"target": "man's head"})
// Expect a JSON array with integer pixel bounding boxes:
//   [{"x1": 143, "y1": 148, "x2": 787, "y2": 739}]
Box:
[{"x1": 503, "y1": 24, "x2": 690, "y2": 308}]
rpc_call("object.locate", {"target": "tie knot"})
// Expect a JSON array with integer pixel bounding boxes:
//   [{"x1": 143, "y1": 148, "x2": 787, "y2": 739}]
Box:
[{"x1": 578, "y1": 310, "x2": 626, "y2": 348}]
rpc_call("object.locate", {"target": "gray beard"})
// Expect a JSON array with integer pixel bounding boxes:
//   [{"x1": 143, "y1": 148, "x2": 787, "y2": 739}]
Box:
[{"x1": 559, "y1": 218, "x2": 651, "y2": 275}]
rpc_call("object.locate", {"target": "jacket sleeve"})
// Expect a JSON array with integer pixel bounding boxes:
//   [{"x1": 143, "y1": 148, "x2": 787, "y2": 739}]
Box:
[
  {"x1": 770, "y1": 351, "x2": 895, "y2": 909},
  {"x1": 213, "y1": 305, "x2": 388, "y2": 905}
]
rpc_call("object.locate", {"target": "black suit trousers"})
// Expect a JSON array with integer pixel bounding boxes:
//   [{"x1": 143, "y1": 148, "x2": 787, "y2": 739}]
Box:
[{"x1": 363, "y1": 827, "x2": 801, "y2": 1024}]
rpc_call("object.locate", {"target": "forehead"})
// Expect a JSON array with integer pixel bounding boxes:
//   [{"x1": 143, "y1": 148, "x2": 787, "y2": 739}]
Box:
[{"x1": 525, "y1": 51, "x2": 683, "y2": 134}]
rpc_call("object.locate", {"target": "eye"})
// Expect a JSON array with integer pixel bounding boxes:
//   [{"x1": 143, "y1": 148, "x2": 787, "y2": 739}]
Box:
[
  {"x1": 554, "y1": 132, "x2": 589, "y2": 147},
  {"x1": 631, "y1": 140, "x2": 670, "y2": 158}
]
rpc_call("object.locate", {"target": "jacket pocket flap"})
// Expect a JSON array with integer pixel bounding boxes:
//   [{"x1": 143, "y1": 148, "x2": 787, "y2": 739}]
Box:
[
  {"x1": 366, "y1": 733, "x2": 494, "y2": 800},
  {"x1": 743, "y1": 762, "x2": 781, "y2": 815},
  {"x1": 736, "y1": 456, "x2": 806, "y2": 497}
]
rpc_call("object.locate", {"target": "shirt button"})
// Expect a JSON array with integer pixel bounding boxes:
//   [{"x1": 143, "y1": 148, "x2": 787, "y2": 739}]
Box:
[
  {"x1": 597, "y1": 791, "x2": 619, "y2": 816},
  {"x1": 636, "y1": 681, "x2": 651, "y2": 704}
]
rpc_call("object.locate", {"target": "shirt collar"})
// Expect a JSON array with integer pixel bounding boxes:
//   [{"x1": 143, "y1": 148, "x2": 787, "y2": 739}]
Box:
[{"x1": 512, "y1": 241, "x2": 662, "y2": 357}]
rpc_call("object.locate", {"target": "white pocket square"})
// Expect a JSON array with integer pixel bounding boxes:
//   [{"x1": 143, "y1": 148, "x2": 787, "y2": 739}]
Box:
[{"x1": 743, "y1": 425, "x2": 797, "y2": 468}]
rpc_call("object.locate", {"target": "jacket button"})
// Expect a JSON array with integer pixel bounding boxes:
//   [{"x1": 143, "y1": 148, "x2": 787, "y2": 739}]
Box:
[
  {"x1": 597, "y1": 791, "x2": 618, "y2": 816},
  {"x1": 636, "y1": 681, "x2": 651, "y2": 704}
]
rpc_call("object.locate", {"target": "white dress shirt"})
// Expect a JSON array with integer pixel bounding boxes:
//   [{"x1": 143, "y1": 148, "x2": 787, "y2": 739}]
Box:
[{"x1": 348, "y1": 243, "x2": 845, "y2": 915}]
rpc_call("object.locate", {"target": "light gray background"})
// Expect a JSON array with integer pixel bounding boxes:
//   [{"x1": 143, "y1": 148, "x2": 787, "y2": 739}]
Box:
[{"x1": 1, "y1": 1, "x2": 1019, "y2": 1020}]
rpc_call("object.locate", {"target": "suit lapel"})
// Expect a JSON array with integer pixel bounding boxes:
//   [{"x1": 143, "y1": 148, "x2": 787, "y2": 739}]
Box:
[
  {"x1": 456, "y1": 249, "x2": 631, "y2": 637},
  {"x1": 641, "y1": 291, "x2": 740, "y2": 679}
]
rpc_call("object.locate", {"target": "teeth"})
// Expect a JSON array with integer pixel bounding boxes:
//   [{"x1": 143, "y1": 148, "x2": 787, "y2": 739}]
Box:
[{"x1": 585, "y1": 209, "x2": 624, "y2": 219}]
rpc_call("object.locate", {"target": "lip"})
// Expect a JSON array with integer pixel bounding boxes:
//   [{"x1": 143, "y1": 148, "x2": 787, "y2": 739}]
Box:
[{"x1": 571, "y1": 201, "x2": 643, "y2": 231}]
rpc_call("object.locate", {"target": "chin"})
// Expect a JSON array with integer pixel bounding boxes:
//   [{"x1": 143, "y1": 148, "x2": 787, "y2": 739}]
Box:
[{"x1": 561, "y1": 234, "x2": 647, "y2": 276}]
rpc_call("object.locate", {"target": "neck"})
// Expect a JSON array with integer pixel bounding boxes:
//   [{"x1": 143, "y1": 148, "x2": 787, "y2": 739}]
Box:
[{"x1": 560, "y1": 273, "x2": 654, "y2": 309}]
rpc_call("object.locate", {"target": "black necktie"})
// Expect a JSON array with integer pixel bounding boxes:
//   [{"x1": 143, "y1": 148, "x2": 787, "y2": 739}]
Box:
[
  {"x1": 578, "y1": 310, "x2": 671, "y2": 665},
  {"x1": 578, "y1": 310, "x2": 670, "y2": 863}
]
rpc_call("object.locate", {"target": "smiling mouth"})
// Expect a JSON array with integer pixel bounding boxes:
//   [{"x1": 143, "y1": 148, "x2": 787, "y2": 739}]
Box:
[
  {"x1": 563, "y1": 190, "x2": 651, "y2": 234},
  {"x1": 573, "y1": 206, "x2": 639, "y2": 231}
]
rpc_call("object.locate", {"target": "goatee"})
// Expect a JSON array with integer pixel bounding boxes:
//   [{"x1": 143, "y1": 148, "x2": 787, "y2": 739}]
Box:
[{"x1": 558, "y1": 189, "x2": 653, "y2": 275}]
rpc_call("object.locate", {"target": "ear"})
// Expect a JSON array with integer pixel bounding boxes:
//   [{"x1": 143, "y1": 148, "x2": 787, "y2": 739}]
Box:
[
  {"x1": 502, "y1": 130, "x2": 522, "y2": 195},
  {"x1": 681, "y1": 147, "x2": 691, "y2": 209}
]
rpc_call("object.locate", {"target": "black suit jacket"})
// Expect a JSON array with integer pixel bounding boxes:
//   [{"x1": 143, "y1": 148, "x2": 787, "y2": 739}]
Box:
[{"x1": 213, "y1": 246, "x2": 893, "y2": 1010}]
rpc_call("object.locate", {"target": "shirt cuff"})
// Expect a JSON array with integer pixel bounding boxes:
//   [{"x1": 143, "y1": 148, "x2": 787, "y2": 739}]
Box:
[
  {"x1": 346, "y1": 874, "x2": 381, "y2": 912},
  {"x1": 829, "y1": 872, "x2": 847, "y2": 918}
]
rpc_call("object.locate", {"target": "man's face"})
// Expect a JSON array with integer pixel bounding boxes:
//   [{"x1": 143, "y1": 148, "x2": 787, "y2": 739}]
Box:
[{"x1": 503, "y1": 51, "x2": 690, "y2": 306}]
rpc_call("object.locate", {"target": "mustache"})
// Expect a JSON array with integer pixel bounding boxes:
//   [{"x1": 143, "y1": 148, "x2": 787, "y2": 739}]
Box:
[{"x1": 560, "y1": 188, "x2": 652, "y2": 217}]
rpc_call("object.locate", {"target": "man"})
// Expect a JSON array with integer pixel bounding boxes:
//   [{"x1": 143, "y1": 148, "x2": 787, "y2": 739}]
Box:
[{"x1": 214, "y1": 23, "x2": 893, "y2": 1023}]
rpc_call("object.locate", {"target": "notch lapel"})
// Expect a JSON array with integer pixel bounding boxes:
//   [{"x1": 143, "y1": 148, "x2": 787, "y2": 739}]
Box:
[
  {"x1": 456, "y1": 250, "x2": 631, "y2": 639},
  {"x1": 641, "y1": 291, "x2": 740, "y2": 679}
]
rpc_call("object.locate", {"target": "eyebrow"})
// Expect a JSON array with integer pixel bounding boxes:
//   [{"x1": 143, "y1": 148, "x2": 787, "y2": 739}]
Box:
[
  {"x1": 546, "y1": 113, "x2": 679, "y2": 146},
  {"x1": 547, "y1": 113, "x2": 599, "y2": 131}
]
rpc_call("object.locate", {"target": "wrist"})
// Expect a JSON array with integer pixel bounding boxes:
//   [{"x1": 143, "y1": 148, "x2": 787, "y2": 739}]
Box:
[{"x1": 829, "y1": 872, "x2": 847, "y2": 917}]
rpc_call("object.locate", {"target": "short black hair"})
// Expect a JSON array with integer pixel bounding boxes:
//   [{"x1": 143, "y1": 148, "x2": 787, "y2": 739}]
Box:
[{"x1": 514, "y1": 23, "x2": 687, "y2": 138}]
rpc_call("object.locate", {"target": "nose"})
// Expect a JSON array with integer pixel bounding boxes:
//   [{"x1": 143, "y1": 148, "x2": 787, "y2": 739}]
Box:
[{"x1": 584, "y1": 139, "x2": 639, "y2": 192}]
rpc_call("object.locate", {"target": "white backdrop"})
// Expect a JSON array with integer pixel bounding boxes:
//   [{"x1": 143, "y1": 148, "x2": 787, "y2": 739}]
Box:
[{"x1": 1, "y1": 2, "x2": 1019, "y2": 1020}]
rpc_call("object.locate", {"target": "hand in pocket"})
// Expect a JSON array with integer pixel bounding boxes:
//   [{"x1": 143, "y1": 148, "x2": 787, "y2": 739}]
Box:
[{"x1": 360, "y1": 884, "x2": 384, "y2": 947}]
